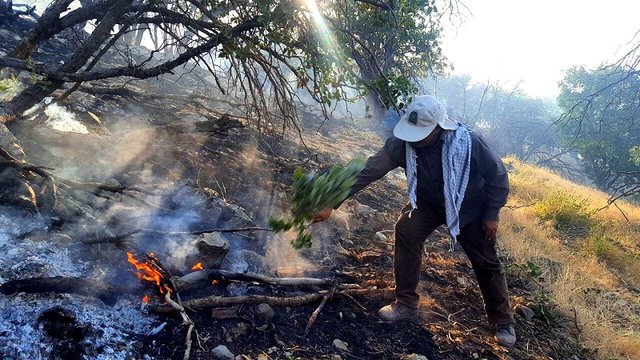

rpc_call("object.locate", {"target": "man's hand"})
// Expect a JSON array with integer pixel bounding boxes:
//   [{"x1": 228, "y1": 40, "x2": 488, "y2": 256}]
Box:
[
  {"x1": 313, "y1": 208, "x2": 333, "y2": 223},
  {"x1": 482, "y1": 219, "x2": 499, "y2": 241}
]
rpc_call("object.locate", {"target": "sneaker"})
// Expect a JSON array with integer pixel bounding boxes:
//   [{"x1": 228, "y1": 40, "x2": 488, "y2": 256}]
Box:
[
  {"x1": 378, "y1": 301, "x2": 419, "y2": 322},
  {"x1": 495, "y1": 324, "x2": 517, "y2": 347}
]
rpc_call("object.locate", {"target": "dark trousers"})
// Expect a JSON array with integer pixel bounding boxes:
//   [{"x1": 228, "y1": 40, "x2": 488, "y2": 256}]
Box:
[{"x1": 394, "y1": 204, "x2": 514, "y2": 325}]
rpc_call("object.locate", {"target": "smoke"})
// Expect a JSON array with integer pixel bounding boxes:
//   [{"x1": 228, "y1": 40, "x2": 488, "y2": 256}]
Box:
[{"x1": 44, "y1": 103, "x2": 89, "y2": 134}]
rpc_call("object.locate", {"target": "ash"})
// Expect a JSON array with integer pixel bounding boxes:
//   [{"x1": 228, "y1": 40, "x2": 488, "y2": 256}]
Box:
[{"x1": 0, "y1": 210, "x2": 158, "y2": 360}]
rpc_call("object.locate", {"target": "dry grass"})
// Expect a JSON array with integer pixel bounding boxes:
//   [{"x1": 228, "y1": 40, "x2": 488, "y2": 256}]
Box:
[{"x1": 501, "y1": 157, "x2": 640, "y2": 360}]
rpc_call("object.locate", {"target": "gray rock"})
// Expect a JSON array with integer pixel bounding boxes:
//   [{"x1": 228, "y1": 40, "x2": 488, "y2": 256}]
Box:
[
  {"x1": 374, "y1": 231, "x2": 388, "y2": 242},
  {"x1": 256, "y1": 303, "x2": 275, "y2": 320},
  {"x1": 331, "y1": 355, "x2": 342, "y2": 360},
  {"x1": 332, "y1": 339, "x2": 348, "y2": 351},
  {"x1": 515, "y1": 304, "x2": 535, "y2": 321},
  {"x1": 171, "y1": 183, "x2": 208, "y2": 208},
  {"x1": 402, "y1": 355, "x2": 428, "y2": 360},
  {"x1": 197, "y1": 233, "x2": 229, "y2": 268},
  {"x1": 212, "y1": 345, "x2": 235, "y2": 360},
  {"x1": 104, "y1": 178, "x2": 121, "y2": 187}
]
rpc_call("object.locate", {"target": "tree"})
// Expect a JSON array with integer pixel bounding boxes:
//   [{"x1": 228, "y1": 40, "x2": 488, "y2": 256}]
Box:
[
  {"x1": 0, "y1": 0, "x2": 452, "y2": 215},
  {"x1": 422, "y1": 75, "x2": 560, "y2": 162},
  {"x1": 557, "y1": 65, "x2": 640, "y2": 199},
  {"x1": 329, "y1": 0, "x2": 450, "y2": 123}
]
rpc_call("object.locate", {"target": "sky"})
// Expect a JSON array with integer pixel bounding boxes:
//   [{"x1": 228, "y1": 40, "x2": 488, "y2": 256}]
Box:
[{"x1": 441, "y1": 0, "x2": 640, "y2": 98}]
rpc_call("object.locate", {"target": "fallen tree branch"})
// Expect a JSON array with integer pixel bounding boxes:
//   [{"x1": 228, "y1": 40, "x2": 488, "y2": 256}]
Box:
[
  {"x1": 79, "y1": 227, "x2": 272, "y2": 245},
  {"x1": 176, "y1": 269, "x2": 361, "y2": 292},
  {"x1": 151, "y1": 288, "x2": 394, "y2": 314},
  {"x1": 305, "y1": 287, "x2": 335, "y2": 335}
]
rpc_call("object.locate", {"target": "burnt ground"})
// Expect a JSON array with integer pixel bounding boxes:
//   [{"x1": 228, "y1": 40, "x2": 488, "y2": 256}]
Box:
[
  {"x1": 1, "y1": 17, "x2": 594, "y2": 360},
  {"x1": 1, "y1": 80, "x2": 595, "y2": 360},
  {"x1": 38, "y1": 83, "x2": 591, "y2": 360}
]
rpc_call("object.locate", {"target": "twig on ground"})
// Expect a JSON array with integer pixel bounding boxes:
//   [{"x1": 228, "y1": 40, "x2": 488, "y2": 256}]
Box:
[{"x1": 305, "y1": 287, "x2": 336, "y2": 335}]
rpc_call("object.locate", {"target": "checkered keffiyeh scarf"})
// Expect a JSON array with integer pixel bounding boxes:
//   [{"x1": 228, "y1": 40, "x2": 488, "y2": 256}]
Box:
[{"x1": 406, "y1": 125, "x2": 472, "y2": 251}]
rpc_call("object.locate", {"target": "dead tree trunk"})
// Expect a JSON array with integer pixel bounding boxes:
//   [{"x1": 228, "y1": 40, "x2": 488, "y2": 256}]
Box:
[
  {"x1": 10, "y1": 0, "x2": 75, "y2": 59},
  {"x1": 1, "y1": 0, "x2": 132, "y2": 124}
]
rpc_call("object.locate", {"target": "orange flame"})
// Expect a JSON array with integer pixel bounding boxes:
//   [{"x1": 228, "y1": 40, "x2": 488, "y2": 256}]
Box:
[
  {"x1": 127, "y1": 252, "x2": 172, "y2": 294},
  {"x1": 191, "y1": 262, "x2": 204, "y2": 271},
  {"x1": 142, "y1": 295, "x2": 150, "y2": 304}
]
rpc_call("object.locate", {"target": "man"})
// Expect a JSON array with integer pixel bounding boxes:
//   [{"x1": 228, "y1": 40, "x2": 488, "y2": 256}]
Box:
[{"x1": 313, "y1": 95, "x2": 516, "y2": 347}]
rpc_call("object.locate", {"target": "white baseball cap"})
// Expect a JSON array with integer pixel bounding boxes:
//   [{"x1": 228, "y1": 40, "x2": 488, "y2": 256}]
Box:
[{"x1": 393, "y1": 95, "x2": 458, "y2": 142}]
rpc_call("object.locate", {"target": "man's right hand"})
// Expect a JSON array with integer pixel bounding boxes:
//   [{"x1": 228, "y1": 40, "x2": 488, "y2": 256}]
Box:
[{"x1": 313, "y1": 208, "x2": 333, "y2": 223}]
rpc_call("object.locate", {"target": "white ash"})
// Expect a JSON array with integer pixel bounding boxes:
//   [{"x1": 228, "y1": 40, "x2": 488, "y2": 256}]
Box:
[
  {"x1": 0, "y1": 211, "x2": 160, "y2": 359},
  {"x1": 0, "y1": 293, "x2": 157, "y2": 360}
]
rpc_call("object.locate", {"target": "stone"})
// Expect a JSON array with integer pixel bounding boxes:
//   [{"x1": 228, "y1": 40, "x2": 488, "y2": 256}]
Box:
[
  {"x1": 212, "y1": 345, "x2": 235, "y2": 360},
  {"x1": 256, "y1": 303, "x2": 275, "y2": 321},
  {"x1": 104, "y1": 178, "x2": 121, "y2": 187},
  {"x1": 515, "y1": 304, "x2": 536, "y2": 321},
  {"x1": 332, "y1": 339, "x2": 348, "y2": 351},
  {"x1": 197, "y1": 232, "x2": 229, "y2": 268},
  {"x1": 374, "y1": 231, "x2": 388, "y2": 242},
  {"x1": 331, "y1": 355, "x2": 342, "y2": 360},
  {"x1": 238, "y1": 250, "x2": 269, "y2": 273},
  {"x1": 402, "y1": 355, "x2": 429, "y2": 360},
  {"x1": 235, "y1": 356, "x2": 251, "y2": 360},
  {"x1": 472, "y1": 353, "x2": 479, "y2": 359}
]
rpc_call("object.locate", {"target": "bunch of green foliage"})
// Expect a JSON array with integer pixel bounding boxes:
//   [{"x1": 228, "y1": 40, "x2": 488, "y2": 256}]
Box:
[{"x1": 269, "y1": 159, "x2": 365, "y2": 249}]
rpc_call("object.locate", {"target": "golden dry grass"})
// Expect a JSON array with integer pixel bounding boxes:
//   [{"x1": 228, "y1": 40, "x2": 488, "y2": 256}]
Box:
[{"x1": 501, "y1": 157, "x2": 640, "y2": 360}]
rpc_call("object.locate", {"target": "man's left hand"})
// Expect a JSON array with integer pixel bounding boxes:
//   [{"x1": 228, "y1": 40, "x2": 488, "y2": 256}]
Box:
[{"x1": 482, "y1": 219, "x2": 499, "y2": 241}]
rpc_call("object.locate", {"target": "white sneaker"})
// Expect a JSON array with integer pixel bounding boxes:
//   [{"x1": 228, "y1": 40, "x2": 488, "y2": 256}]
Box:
[{"x1": 378, "y1": 301, "x2": 419, "y2": 321}]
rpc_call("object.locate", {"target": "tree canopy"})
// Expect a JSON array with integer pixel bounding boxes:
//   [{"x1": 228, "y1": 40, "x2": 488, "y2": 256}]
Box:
[
  {"x1": 557, "y1": 65, "x2": 640, "y2": 200},
  {"x1": 0, "y1": 0, "x2": 452, "y2": 128}
]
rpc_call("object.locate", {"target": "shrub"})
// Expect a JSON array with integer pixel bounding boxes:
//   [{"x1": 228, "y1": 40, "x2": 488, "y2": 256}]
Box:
[{"x1": 533, "y1": 190, "x2": 595, "y2": 237}]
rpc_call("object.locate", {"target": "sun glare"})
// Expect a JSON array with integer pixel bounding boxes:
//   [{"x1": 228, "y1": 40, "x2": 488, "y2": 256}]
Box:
[{"x1": 302, "y1": 0, "x2": 343, "y2": 65}]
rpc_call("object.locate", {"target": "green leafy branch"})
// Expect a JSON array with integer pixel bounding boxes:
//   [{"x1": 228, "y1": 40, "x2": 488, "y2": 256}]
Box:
[{"x1": 269, "y1": 159, "x2": 365, "y2": 249}]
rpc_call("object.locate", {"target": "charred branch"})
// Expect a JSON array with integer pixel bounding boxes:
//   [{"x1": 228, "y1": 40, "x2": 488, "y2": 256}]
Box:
[{"x1": 0, "y1": 276, "x2": 140, "y2": 304}]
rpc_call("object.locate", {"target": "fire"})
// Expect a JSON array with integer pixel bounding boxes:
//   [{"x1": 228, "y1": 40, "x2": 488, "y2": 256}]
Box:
[
  {"x1": 142, "y1": 295, "x2": 150, "y2": 304},
  {"x1": 191, "y1": 262, "x2": 203, "y2": 271},
  {"x1": 127, "y1": 252, "x2": 173, "y2": 294}
]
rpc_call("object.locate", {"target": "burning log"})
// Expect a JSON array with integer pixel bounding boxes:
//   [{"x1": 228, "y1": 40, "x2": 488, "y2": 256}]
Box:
[{"x1": 126, "y1": 251, "x2": 198, "y2": 360}]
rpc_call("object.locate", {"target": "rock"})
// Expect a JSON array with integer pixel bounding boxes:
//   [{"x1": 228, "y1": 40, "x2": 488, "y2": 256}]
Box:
[
  {"x1": 332, "y1": 339, "x2": 348, "y2": 351},
  {"x1": 354, "y1": 204, "x2": 376, "y2": 218},
  {"x1": 515, "y1": 304, "x2": 535, "y2": 321},
  {"x1": 225, "y1": 323, "x2": 249, "y2": 343},
  {"x1": 197, "y1": 232, "x2": 229, "y2": 268},
  {"x1": 256, "y1": 303, "x2": 275, "y2": 320},
  {"x1": 472, "y1": 353, "x2": 479, "y2": 359},
  {"x1": 374, "y1": 231, "x2": 388, "y2": 242},
  {"x1": 104, "y1": 178, "x2": 121, "y2": 187},
  {"x1": 331, "y1": 355, "x2": 342, "y2": 360},
  {"x1": 212, "y1": 345, "x2": 235, "y2": 360},
  {"x1": 238, "y1": 250, "x2": 270, "y2": 273},
  {"x1": 456, "y1": 276, "x2": 469, "y2": 287},
  {"x1": 402, "y1": 354, "x2": 429, "y2": 360},
  {"x1": 235, "y1": 355, "x2": 251, "y2": 360},
  {"x1": 170, "y1": 182, "x2": 208, "y2": 208}
]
